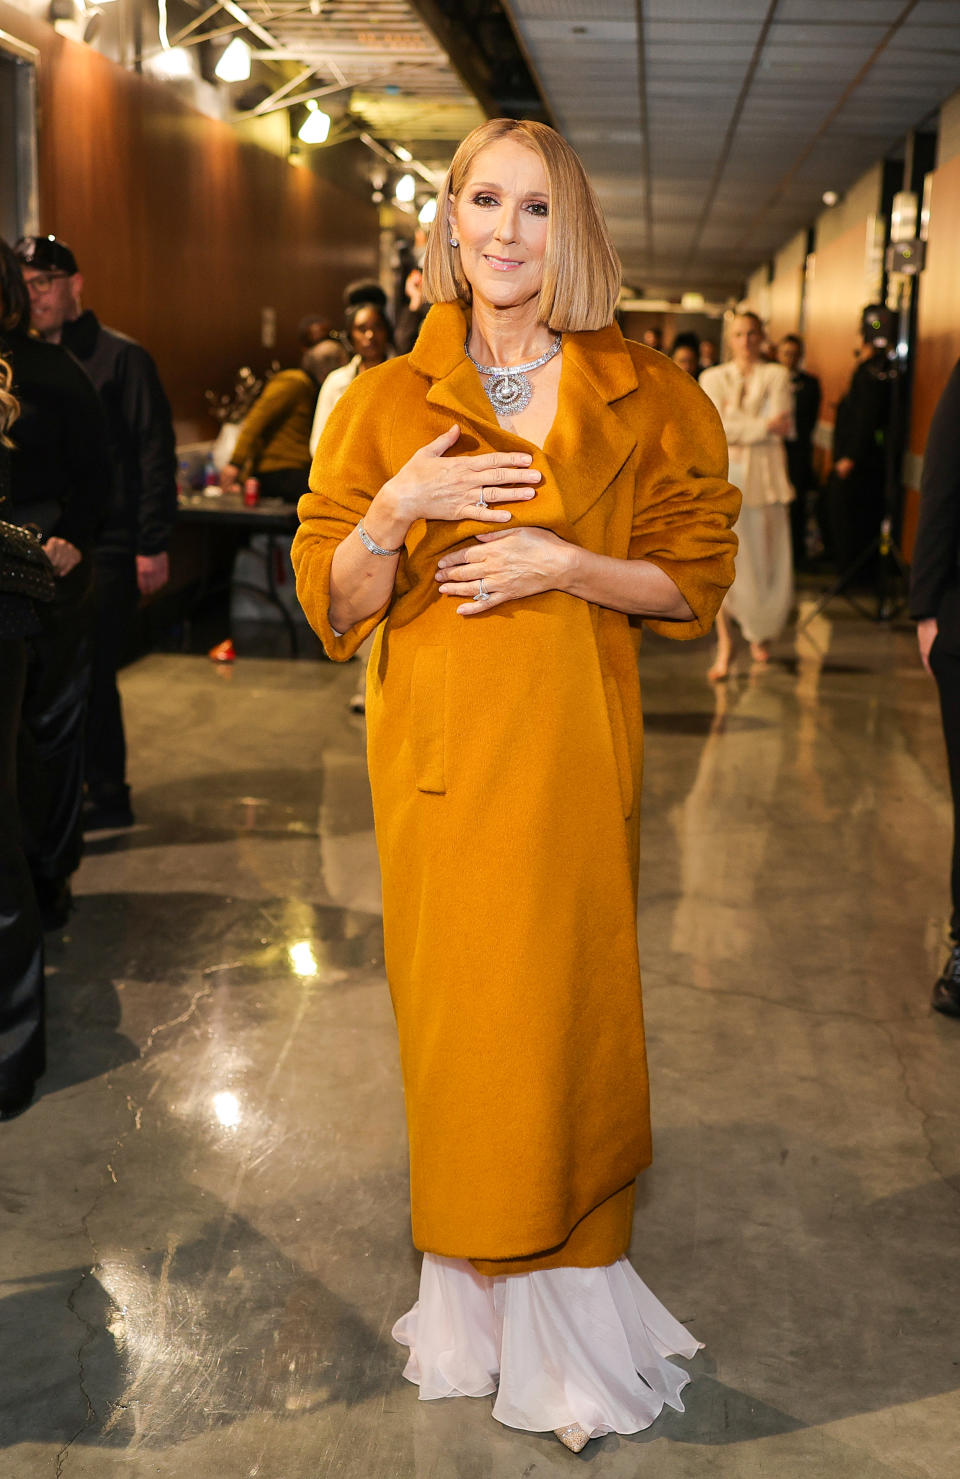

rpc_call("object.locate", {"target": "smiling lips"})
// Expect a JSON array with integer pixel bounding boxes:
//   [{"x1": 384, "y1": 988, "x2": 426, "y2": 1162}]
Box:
[{"x1": 484, "y1": 254, "x2": 524, "y2": 271}]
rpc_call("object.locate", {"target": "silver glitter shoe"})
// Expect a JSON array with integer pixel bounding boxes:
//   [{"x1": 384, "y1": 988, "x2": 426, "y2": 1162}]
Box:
[{"x1": 554, "y1": 1422, "x2": 591, "y2": 1453}]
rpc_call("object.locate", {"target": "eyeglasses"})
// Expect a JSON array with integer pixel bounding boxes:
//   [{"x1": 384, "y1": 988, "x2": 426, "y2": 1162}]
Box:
[{"x1": 24, "y1": 271, "x2": 71, "y2": 295}]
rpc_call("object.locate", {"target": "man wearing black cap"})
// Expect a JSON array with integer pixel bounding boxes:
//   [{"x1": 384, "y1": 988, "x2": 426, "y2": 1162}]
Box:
[{"x1": 16, "y1": 235, "x2": 177, "y2": 829}]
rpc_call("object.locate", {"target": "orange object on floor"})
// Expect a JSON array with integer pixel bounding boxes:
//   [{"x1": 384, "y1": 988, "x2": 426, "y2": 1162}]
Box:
[{"x1": 208, "y1": 638, "x2": 235, "y2": 663}]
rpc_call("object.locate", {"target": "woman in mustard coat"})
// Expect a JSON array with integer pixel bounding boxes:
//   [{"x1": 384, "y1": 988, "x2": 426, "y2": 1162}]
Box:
[{"x1": 292, "y1": 119, "x2": 739, "y2": 1452}]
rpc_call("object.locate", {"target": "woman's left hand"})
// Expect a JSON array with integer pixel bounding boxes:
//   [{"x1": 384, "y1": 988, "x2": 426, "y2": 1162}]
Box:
[{"x1": 436, "y1": 527, "x2": 576, "y2": 615}]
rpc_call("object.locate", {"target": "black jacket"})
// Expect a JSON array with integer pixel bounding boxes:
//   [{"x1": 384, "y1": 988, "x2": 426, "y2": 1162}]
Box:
[
  {"x1": 833, "y1": 354, "x2": 893, "y2": 473},
  {"x1": 788, "y1": 369, "x2": 821, "y2": 448},
  {"x1": 909, "y1": 358, "x2": 960, "y2": 650},
  {"x1": 0, "y1": 329, "x2": 109, "y2": 551},
  {"x1": 60, "y1": 311, "x2": 177, "y2": 556}
]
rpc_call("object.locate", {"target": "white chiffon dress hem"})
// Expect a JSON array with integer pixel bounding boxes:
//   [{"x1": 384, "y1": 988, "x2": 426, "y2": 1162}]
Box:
[{"x1": 392, "y1": 1253, "x2": 702, "y2": 1441}]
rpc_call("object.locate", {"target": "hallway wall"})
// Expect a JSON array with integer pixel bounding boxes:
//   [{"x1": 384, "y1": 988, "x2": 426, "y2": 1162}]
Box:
[
  {"x1": 801, "y1": 164, "x2": 883, "y2": 476},
  {"x1": 0, "y1": 1, "x2": 379, "y2": 438}
]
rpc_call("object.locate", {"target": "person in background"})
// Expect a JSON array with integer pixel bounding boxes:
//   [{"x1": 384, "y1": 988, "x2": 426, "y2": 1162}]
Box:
[
  {"x1": 0, "y1": 351, "x2": 46, "y2": 1118},
  {"x1": 909, "y1": 359, "x2": 960, "y2": 1017},
  {"x1": 825, "y1": 328, "x2": 894, "y2": 578},
  {"x1": 395, "y1": 267, "x2": 430, "y2": 355},
  {"x1": 16, "y1": 234, "x2": 177, "y2": 833},
  {"x1": 699, "y1": 338, "x2": 719, "y2": 374},
  {"x1": 308, "y1": 293, "x2": 394, "y2": 713},
  {"x1": 0, "y1": 240, "x2": 109, "y2": 927},
  {"x1": 776, "y1": 333, "x2": 822, "y2": 569},
  {"x1": 222, "y1": 339, "x2": 346, "y2": 502},
  {"x1": 642, "y1": 325, "x2": 663, "y2": 352},
  {"x1": 298, "y1": 314, "x2": 333, "y2": 349},
  {"x1": 670, "y1": 333, "x2": 700, "y2": 376},
  {"x1": 700, "y1": 310, "x2": 794, "y2": 679}
]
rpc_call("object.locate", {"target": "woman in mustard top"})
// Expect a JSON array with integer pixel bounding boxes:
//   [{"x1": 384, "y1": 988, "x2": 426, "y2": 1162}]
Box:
[{"x1": 292, "y1": 119, "x2": 740, "y2": 1452}]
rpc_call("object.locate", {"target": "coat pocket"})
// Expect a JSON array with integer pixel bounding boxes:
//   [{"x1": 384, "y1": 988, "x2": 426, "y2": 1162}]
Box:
[
  {"x1": 603, "y1": 673, "x2": 635, "y2": 819},
  {"x1": 410, "y1": 645, "x2": 447, "y2": 794}
]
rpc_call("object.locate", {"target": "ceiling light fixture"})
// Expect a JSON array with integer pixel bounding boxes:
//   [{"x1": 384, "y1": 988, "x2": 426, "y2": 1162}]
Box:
[
  {"x1": 150, "y1": 45, "x2": 194, "y2": 78},
  {"x1": 821, "y1": 190, "x2": 839, "y2": 207},
  {"x1": 418, "y1": 197, "x2": 437, "y2": 225},
  {"x1": 393, "y1": 145, "x2": 412, "y2": 162},
  {"x1": 395, "y1": 173, "x2": 416, "y2": 203},
  {"x1": 215, "y1": 36, "x2": 251, "y2": 82},
  {"x1": 298, "y1": 99, "x2": 331, "y2": 144}
]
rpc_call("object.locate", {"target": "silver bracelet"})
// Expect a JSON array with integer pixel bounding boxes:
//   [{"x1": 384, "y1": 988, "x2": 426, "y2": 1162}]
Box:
[{"x1": 356, "y1": 520, "x2": 402, "y2": 557}]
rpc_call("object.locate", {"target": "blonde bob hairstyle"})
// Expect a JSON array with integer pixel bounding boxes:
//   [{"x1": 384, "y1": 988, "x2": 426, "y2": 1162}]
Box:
[{"x1": 422, "y1": 119, "x2": 621, "y2": 333}]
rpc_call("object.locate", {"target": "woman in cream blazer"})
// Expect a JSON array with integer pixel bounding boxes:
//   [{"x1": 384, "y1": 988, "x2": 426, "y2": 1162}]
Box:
[{"x1": 700, "y1": 312, "x2": 795, "y2": 677}]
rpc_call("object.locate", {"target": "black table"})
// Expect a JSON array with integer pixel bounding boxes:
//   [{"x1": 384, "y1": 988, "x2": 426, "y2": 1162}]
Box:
[{"x1": 175, "y1": 492, "x2": 301, "y2": 655}]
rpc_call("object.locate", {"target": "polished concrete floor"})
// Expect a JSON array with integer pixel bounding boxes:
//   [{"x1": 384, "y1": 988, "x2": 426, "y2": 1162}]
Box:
[{"x1": 2, "y1": 596, "x2": 957, "y2": 1478}]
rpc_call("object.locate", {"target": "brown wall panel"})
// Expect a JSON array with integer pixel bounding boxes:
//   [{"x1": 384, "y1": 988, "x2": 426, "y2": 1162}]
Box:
[
  {"x1": 767, "y1": 266, "x2": 804, "y2": 346},
  {"x1": 0, "y1": 2, "x2": 379, "y2": 437},
  {"x1": 802, "y1": 221, "x2": 868, "y2": 441}
]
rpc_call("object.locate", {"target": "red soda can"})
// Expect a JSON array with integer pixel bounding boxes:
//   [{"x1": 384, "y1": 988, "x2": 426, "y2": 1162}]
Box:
[{"x1": 243, "y1": 477, "x2": 260, "y2": 507}]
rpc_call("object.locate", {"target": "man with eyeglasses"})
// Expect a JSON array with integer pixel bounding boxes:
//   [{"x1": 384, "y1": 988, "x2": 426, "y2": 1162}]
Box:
[{"x1": 16, "y1": 235, "x2": 177, "y2": 830}]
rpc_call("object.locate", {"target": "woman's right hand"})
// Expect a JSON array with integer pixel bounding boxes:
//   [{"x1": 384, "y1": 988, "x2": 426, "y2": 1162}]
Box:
[
  {"x1": 377, "y1": 424, "x2": 541, "y2": 530},
  {"x1": 766, "y1": 411, "x2": 792, "y2": 438}
]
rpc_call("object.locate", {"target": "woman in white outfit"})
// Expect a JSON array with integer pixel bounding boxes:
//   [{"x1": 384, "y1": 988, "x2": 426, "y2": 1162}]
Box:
[{"x1": 700, "y1": 311, "x2": 795, "y2": 678}]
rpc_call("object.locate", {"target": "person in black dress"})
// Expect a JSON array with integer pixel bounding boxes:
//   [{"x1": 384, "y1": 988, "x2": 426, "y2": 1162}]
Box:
[
  {"x1": 0, "y1": 351, "x2": 45, "y2": 1118},
  {"x1": 0, "y1": 240, "x2": 108, "y2": 929},
  {"x1": 910, "y1": 359, "x2": 960, "y2": 1016},
  {"x1": 826, "y1": 336, "x2": 894, "y2": 578}
]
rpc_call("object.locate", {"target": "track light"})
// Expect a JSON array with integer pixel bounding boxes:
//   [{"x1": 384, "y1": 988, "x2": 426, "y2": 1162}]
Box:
[
  {"x1": 418, "y1": 198, "x2": 437, "y2": 225},
  {"x1": 298, "y1": 100, "x2": 331, "y2": 144},
  {"x1": 395, "y1": 173, "x2": 416, "y2": 203},
  {"x1": 215, "y1": 37, "x2": 251, "y2": 82}
]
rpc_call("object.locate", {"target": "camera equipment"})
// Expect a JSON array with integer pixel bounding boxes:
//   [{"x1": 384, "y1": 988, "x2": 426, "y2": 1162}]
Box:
[
  {"x1": 860, "y1": 304, "x2": 897, "y2": 348},
  {"x1": 798, "y1": 303, "x2": 912, "y2": 630}
]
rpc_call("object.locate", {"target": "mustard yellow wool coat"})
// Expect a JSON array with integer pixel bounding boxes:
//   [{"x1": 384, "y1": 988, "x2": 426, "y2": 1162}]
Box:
[{"x1": 292, "y1": 303, "x2": 740, "y2": 1275}]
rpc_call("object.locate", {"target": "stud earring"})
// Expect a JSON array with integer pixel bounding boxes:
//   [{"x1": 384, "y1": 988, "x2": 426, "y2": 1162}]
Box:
[{"x1": 449, "y1": 236, "x2": 459, "y2": 248}]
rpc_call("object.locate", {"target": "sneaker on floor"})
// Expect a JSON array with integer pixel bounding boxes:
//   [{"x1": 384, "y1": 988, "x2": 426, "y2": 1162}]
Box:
[{"x1": 932, "y1": 947, "x2": 960, "y2": 1018}]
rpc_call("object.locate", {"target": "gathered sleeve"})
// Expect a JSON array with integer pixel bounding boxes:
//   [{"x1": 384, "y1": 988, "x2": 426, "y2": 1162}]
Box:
[
  {"x1": 629, "y1": 371, "x2": 742, "y2": 640},
  {"x1": 292, "y1": 369, "x2": 401, "y2": 661}
]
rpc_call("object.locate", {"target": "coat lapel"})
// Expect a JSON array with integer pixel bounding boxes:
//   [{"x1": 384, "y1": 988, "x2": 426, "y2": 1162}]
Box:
[{"x1": 544, "y1": 325, "x2": 639, "y2": 526}]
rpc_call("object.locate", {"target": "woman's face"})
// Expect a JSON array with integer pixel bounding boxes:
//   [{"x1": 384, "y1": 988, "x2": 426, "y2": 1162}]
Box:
[
  {"x1": 729, "y1": 316, "x2": 763, "y2": 363},
  {"x1": 672, "y1": 345, "x2": 698, "y2": 375},
  {"x1": 449, "y1": 137, "x2": 549, "y2": 312},
  {"x1": 350, "y1": 306, "x2": 389, "y2": 363}
]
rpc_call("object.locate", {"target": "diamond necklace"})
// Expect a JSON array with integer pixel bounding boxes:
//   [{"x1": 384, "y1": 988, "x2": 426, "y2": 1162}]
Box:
[{"x1": 464, "y1": 333, "x2": 562, "y2": 416}]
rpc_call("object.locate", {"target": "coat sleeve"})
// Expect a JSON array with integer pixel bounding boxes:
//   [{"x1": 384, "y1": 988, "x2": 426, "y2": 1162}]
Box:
[
  {"x1": 50, "y1": 351, "x2": 111, "y2": 550},
  {"x1": 118, "y1": 342, "x2": 178, "y2": 555},
  {"x1": 909, "y1": 359, "x2": 960, "y2": 621},
  {"x1": 628, "y1": 371, "x2": 741, "y2": 640},
  {"x1": 292, "y1": 367, "x2": 401, "y2": 661}
]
